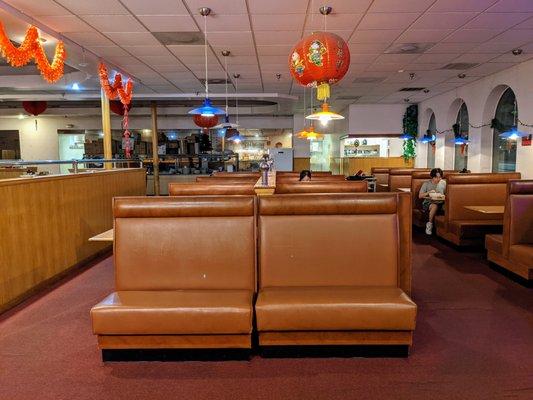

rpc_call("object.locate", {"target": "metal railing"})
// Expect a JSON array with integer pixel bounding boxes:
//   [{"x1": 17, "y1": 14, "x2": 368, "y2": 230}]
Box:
[{"x1": 0, "y1": 159, "x2": 142, "y2": 174}]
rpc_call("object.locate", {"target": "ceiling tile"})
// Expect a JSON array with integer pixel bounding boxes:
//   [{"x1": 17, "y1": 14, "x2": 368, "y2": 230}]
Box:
[
  {"x1": 308, "y1": 0, "x2": 374, "y2": 14},
  {"x1": 464, "y1": 12, "x2": 533, "y2": 29},
  {"x1": 488, "y1": 0, "x2": 533, "y2": 13},
  {"x1": 3, "y1": 0, "x2": 70, "y2": 16},
  {"x1": 64, "y1": 31, "x2": 115, "y2": 46},
  {"x1": 184, "y1": 0, "x2": 247, "y2": 15},
  {"x1": 405, "y1": 63, "x2": 445, "y2": 71},
  {"x1": 396, "y1": 29, "x2": 454, "y2": 42},
  {"x1": 358, "y1": 13, "x2": 419, "y2": 30},
  {"x1": 248, "y1": 0, "x2": 307, "y2": 14},
  {"x1": 467, "y1": 62, "x2": 515, "y2": 76},
  {"x1": 152, "y1": 64, "x2": 189, "y2": 72},
  {"x1": 34, "y1": 15, "x2": 93, "y2": 32},
  {"x1": 55, "y1": 0, "x2": 128, "y2": 14},
  {"x1": 426, "y1": 42, "x2": 479, "y2": 53},
  {"x1": 410, "y1": 12, "x2": 478, "y2": 29},
  {"x1": 369, "y1": 0, "x2": 435, "y2": 12},
  {"x1": 123, "y1": 45, "x2": 170, "y2": 56},
  {"x1": 303, "y1": 30, "x2": 352, "y2": 41},
  {"x1": 259, "y1": 55, "x2": 288, "y2": 64},
  {"x1": 231, "y1": 55, "x2": 260, "y2": 65},
  {"x1": 88, "y1": 46, "x2": 131, "y2": 57},
  {"x1": 121, "y1": 0, "x2": 189, "y2": 15},
  {"x1": 106, "y1": 32, "x2": 160, "y2": 46},
  {"x1": 513, "y1": 17, "x2": 533, "y2": 29},
  {"x1": 149, "y1": 85, "x2": 181, "y2": 93},
  {"x1": 139, "y1": 15, "x2": 198, "y2": 32},
  {"x1": 194, "y1": 14, "x2": 250, "y2": 31},
  {"x1": 106, "y1": 56, "x2": 145, "y2": 66},
  {"x1": 167, "y1": 45, "x2": 206, "y2": 56},
  {"x1": 350, "y1": 30, "x2": 403, "y2": 44},
  {"x1": 415, "y1": 53, "x2": 461, "y2": 63},
  {"x1": 489, "y1": 29, "x2": 533, "y2": 44},
  {"x1": 211, "y1": 44, "x2": 256, "y2": 56},
  {"x1": 470, "y1": 42, "x2": 519, "y2": 53},
  {"x1": 488, "y1": 52, "x2": 533, "y2": 63},
  {"x1": 120, "y1": 65, "x2": 156, "y2": 74},
  {"x1": 81, "y1": 15, "x2": 147, "y2": 33},
  {"x1": 373, "y1": 54, "x2": 420, "y2": 64},
  {"x1": 349, "y1": 43, "x2": 391, "y2": 53},
  {"x1": 366, "y1": 63, "x2": 406, "y2": 72},
  {"x1": 451, "y1": 53, "x2": 498, "y2": 63},
  {"x1": 430, "y1": 0, "x2": 500, "y2": 12},
  {"x1": 257, "y1": 45, "x2": 293, "y2": 56},
  {"x1": 255, "y1": 31, "x2": 301, "y2": 46},
  {"x1": 162, "y1": 71, "x2": 199, "y2": 81},
  {"x1": 138, "y1": 55, "x2": 178, "y2": 65},
  {"x1": 305, "y1": 14, "x2": 364, "y2": 31},
  {"x1": 350, "y1": 53, "x2": 380, "y2": 63},
  {"x1": 443, "y1": 29, "x2": 504, "y2": 43},
  {"x1": 207, "y1": 31, "x2": 254, "y2": 46},
  {"x1": 252, "y1": 14, "x2": 305, "y2": 31}
]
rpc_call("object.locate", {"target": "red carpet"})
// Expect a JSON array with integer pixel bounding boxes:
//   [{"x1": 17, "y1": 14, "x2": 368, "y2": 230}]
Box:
[{"x1": 0, "y1": 233, "x2": 532, "y2": 400}]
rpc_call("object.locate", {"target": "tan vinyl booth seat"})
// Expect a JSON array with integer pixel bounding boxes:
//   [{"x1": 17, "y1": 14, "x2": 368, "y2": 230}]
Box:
[
  {"x1": 486, "y1": 180, "x2": 533, "y2": 280},
  {"x1": 371, "y1": 167, "x2": 390, "y2": 192},
  {"x1": 168, "y1": 182, "x2": 256, "y2": 196},
  {"x1": 90, "y1": 196, "x2": 256, "y2": 350},
  {"x1": 275, "y1": 180, "x2": 367, "y2": 194},
  {"x1": 255, "y1": 193, "x2": 417, "y2": 348},
  {"x1": 388, "y1": 168, "x2": 430, "y2": 193},
  {"x1": 435, "y1": 172, "x2": 521, "y2": 246}
]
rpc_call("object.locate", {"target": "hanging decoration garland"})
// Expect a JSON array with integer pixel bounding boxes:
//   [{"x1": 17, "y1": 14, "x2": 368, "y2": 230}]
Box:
[
  {"x1": 0, "y1": 22, "x2": 66, "y2": 83},
  {"x1": 401, "y1": 105, "x2": 418, "y2": 161},
  {"x1": 98, "y1": 62, "x2": 134, "y2": 158}
]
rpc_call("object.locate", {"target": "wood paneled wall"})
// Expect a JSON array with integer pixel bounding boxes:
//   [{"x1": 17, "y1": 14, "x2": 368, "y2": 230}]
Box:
[
  {"x1": 293, "y1": 157, "x2": 311, "y2": 172},
  {"x1": 342, "y1": 157, "x2": 414, "y2": 175},
  {"x1": 0, "y1": 168, "x2": 27, "y2": 180},
  {"x1": 0, "y1": 169, "x2": 146, "y2": 313}
]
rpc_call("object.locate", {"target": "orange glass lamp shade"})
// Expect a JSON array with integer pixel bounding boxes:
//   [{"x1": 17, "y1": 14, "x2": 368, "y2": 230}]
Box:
[
  {"x1": 305, "y1": 102, "x2": 344, "y2": 126},
  {"x1": 193, "y1": 114, "x2": 219, "y2": 128},
  {"x1": 289, "y1": 31, "x2": 350, "y2": 101},
  {"x1": 297, "y1": 125, "x2": 323, "y2": 140}
]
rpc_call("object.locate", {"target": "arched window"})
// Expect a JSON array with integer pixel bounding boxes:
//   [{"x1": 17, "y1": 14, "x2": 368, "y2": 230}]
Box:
[
  {"x1": 492, "y1": 88, "x2": 517, "y2": 172},
  {"x1": 454, "y1": 102, "x2": 468, "y2": 171},
  {"x1": 427, "y1": 113, "x2": 436, "y2": 168}
]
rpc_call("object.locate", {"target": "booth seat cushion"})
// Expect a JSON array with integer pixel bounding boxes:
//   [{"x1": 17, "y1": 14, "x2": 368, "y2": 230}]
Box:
[
  {"x1": 448, "y1": 220, "x2": 503, "y2": 239},
  {"x1": 255, "y1": 286, "x2": 417, "y2": 331},
  {"x1": 91, "y1": 290, "x2": 253, "y2": 335},
  {"x1": 485, "y1": 234, "x2": 503, "y2": 254},
  {"x1": 509, "y1": 244, "x2": 533, "y2": 266}
]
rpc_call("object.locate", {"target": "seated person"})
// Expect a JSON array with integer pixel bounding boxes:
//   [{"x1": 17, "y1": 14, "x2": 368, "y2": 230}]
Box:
[
  {"x1": 419, "y1": 168, "x2": 446, "y2": 235},
  {"x1": 299, "y1": 170, "x2": 312, "y2": 181}
]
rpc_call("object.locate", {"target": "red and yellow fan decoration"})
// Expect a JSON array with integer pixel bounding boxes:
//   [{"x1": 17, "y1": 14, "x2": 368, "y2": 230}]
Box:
[
  {"x1": 289, "y1": 31, "x2": 349, "y2": 101},
  {"x1": 99, "y1": 62, "x2": 134, "y2": 158},
  {"x1": 0, "y1": 22, "x2": 66, "y2": 83}
]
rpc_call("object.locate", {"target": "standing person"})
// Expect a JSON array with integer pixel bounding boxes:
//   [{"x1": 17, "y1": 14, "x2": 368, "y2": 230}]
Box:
[
  {"x1": 299, "y1": 170, "x2": 312, "y2": 181},
  {"x1": 419, "y1": 168, "x2": 446, "y2": 235}
]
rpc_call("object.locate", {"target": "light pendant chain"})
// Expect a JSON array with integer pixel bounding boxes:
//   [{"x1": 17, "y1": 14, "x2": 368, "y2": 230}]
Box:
[
  {"x1": 204, "y1": 15, "x2": 209, "y2": 98},
  {"x1": 224, "y1": 55, "x2": 228, "y2": 115}
]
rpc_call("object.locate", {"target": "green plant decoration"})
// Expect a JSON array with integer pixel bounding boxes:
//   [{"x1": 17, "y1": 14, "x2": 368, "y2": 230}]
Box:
[{"x1": 402, "y1": 104, "x2": 418, "y2": 160}]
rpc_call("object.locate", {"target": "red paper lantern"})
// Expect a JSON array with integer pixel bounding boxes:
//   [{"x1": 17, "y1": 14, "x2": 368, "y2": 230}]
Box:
[
  {"x1": 109, "y1": 100, "x2": 132, "y2": 116},
  {"x1": 193, "y1": 114, "x2": 219, "y2": 128},
  {"x1": 22, "y1": 101, "x2": 47, "y2": 116},
  {"x1": 289, "y1": 32, "x2": 350, "y2": 101}
]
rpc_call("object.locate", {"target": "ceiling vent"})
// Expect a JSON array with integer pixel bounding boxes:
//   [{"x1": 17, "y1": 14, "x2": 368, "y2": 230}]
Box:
[
  {"x1": 199, "y1": 78, "x2": 231, "y2": 85},
  {"x1": 153, "y1": 32, "x2": 204, "y2": 46},
  {"x1": 385, "y1": 42, "x2": 435, "y2": 54},
  {"x1": 441, "y1": 62, "x2": 478, "y2": 70},
  {"x1": 399, "y1": 87, "x2": 425, "y2": 92},
  {"x1": 352, "y1": 77, "x2": 385, "y2": 83}
]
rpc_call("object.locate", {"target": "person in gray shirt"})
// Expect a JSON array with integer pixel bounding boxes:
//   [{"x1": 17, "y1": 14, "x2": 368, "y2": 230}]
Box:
[{"x1": 419, "y1": 168, "x2": 446, "y2": 235}]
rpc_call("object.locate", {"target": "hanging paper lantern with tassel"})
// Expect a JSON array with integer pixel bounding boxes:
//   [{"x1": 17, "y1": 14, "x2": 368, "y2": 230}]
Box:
[
  {"x1": 22, "y1": 101, "x2": 47, "y2": 131},
  {"x1": 288, "y1": 32, "x2": 350, "y2": 101}
]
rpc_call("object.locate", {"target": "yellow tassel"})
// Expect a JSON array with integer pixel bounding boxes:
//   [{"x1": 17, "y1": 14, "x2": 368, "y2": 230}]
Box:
[{"x1": 317, "y1": 83, "x2": 330, "y2": 101}]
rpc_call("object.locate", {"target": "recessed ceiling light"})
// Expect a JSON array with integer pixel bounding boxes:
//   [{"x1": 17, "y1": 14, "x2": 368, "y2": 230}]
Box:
[
  {"x1": 457, "y1": 73, "x2": 466, "y2": 79},
  {"x1": 398, "y1": 69, "x2": 404, "y2": 73},
  {"x1": 78, "y1": 62, "x2": 88, "y2": 67},
  {"x1": 38, "y1": 37, "x2": 47, "y2": 43},
  {"x1": 512, "y1": 48, "x2": 523, "y2": 56}
]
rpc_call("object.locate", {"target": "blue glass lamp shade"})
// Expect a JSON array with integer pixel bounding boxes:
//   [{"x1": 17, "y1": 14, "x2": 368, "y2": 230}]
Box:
[
  {"x1": 454, "y1": 135, "x2": 469, "y2": 145},
  {"x1": 399, "y1": 132, "x2": 415, "y2": 140},
  {"x1": 188, "y1": 98, "x2": 225, "y2": 117},
  {"x1": 419, "y1": 134, "x2": 435, "y2": 143},
  {"x1": 499, "y1": 126, "x2": 529, "y2": 140}
]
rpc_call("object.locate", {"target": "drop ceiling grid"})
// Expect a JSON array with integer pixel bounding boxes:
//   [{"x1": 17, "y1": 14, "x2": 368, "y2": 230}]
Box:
[{"x1": 1, "y1": 0, "x2": 532, "y2": 104}]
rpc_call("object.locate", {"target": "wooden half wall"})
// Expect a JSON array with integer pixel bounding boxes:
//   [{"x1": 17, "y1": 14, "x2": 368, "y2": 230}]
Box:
[
  {"x1": 0, "y1": 169, "x2": 146, "y2": 313},
  {"x1": 342, "y1": 157, "x2": 414, "y2": 175}
]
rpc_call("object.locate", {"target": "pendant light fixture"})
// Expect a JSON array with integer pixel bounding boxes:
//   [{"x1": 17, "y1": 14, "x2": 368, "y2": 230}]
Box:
[
  {"x1": 499, "y1": 97, "x2": 528, "y2": 140},
  {"x1": 419, "y1": 129, "x2": 435, "y2": 143},
  {"x1": 303, "y1": 5, "x2": 345, "y2": 126},
  {"x1": 226, "y1": 73, "x2": 243, "y2": 142},
  {"x1": 188, "y1": 7, "x2": 225, "y2": 117},
  {"x1": 454, "y1": 102, "x2": 469, "y2": 145},
  {"x1": 215, "y1": 50, "x2": 239, "y2": 132}
]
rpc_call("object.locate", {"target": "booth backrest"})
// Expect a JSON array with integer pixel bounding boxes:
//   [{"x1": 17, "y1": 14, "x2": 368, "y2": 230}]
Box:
[
  {"x1": 258, "y1": 193, "x2": 411, "y2": 294},
  {"x1": 277, "y1": 171, "x2": 333, "y2": 176},
  {"x1": 371, "y1": 167, "x2": 389, "y2": 186},
  {"x1": 388, "y1": 168, "x2": 430, "y2": 192},
  {"x1": 168, "y1": 182, "x2": 255, "y2": 196},
  {"x1": 276, "y1": 174, "x2": 346, "y2": 182},
  {"x1": 196, "y1": 176, "x2": 258, "y2": 183},
  {"x1": 504, "y1": 180, "x2": 533, "y2": 249},
  {"x1": 113, "y1": 196, "x2": 256, "y2": 291},
  {"x1": 444, "y1": 173, "x2": 521, "y2": 222},
  {"x1": 211, "y1": 172, "x2": 260, "y2": 179},
  {"x1": 275, "y1": 181, "x2": 367, "y2": 194}
]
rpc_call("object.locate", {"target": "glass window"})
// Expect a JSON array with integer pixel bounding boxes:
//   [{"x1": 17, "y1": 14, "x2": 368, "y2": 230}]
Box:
[
  {"x1": 454, "y1": 103, "x2": 469, "y2": 171},
  {"x1": 492, "y1": 88, "x2": 517, "y2": 172},
  {"x1": 427, "y1": 113, "x2": 436, "y2": 168}
]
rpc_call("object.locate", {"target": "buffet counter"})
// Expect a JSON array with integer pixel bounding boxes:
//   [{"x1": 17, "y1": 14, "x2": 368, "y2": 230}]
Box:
[
  {"x1": 0, "y1": 168, "x2": 146, "y2": 313},
  {"x1": 342, "y1": 156, "x2": 414, "y2": 175}
]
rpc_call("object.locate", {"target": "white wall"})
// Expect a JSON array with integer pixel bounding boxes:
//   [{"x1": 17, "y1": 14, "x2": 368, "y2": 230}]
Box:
[
  {"x1": 348, "y1": 104, "x2": 407, "y2": 134},
  {"x1": 417, "y1": 59, "x2": 533, "y2": 178}
]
